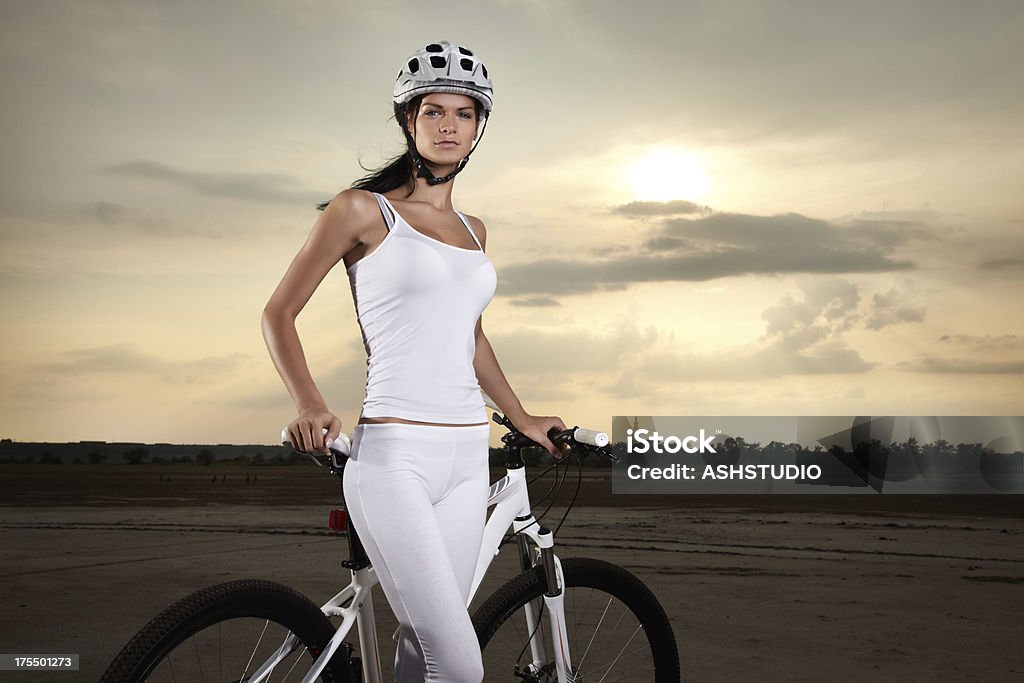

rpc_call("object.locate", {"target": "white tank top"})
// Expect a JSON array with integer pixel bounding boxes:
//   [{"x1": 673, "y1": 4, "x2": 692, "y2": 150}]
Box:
[{"x1": 346, "y1": 192, "x2": 497, "y2": 423}]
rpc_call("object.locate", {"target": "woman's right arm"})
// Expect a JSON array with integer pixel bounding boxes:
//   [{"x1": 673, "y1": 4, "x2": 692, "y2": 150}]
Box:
[{"x1": 261, "y1": 189, "x2": 379, "y2": 454}]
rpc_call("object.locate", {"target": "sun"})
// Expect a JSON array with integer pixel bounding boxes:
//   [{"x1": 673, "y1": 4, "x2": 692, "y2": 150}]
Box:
[{"x1": 627, "y1": 148, "x2": 710, "y2": 202}]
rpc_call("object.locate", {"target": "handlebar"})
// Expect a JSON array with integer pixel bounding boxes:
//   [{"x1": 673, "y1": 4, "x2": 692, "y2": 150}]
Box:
[
  {"x1": 281, "y1": 390, "x2": 613, "y2": 465},
  {"x1": 481, "y1": 390, "x2": 610, "y2": 451},
  {"x1": 281, "y1": 424, "x2": 610, "y2": 457}
]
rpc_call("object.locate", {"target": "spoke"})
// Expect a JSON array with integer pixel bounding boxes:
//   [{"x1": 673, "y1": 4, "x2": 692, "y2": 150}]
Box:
[
  {"x1": 483, "y1": 575, "x2": 667, "y2": 683},
  {"x1": 168, "y1": 649, "x2": 178, "y2": 682},
  {"x1": 583, "y1": 641, "x2": 654, "y2": 672},
  {"x1": 573, "y1": 594, "x2": 614, "y2": 673},
  {"x1": 610, "y1": 600, "x2": 630, "y2": 631},
  {"x1": 595, "y1": 624, "x2": 643, "y2": 683},
  {"x1": 191, "y1": 633, "x2": 206, "y2": 683},
  {"x1": 241, "y1": 619, "x2": 271, "y2": 681},
  {"x1": 282, "y1": 641, "x2": 304, "y2": 680},
  {"x1": 572, "y1": 586, "x2": 596, "y2": 659}
]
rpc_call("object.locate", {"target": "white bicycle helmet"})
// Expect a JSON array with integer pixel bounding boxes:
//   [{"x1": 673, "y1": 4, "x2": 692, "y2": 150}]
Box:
[
  {"x1": 393, "y1": 41, "x2": 494, "y2": 185},
  {"x1": 394, "y1": 41, "x2": 494, "y2": 115}
]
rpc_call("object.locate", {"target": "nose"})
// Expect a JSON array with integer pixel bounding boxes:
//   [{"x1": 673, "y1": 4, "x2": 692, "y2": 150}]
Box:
[{"x1": 439, "y1": 113, "x2": 457, "y2": 134}]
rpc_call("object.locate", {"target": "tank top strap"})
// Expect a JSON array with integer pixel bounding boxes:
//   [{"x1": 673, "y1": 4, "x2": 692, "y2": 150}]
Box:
[
  {"x1": 372, "y1": 192, "x2": 397, "y2": 232},
  {"x1": 456, "y1": 211, "x2": 483, "y2": 251}
]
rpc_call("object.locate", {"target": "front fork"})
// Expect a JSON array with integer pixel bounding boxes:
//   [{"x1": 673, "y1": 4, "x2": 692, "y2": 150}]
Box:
[{"x1": 516, "y1": 524, "x2": 576, "y2": 682}]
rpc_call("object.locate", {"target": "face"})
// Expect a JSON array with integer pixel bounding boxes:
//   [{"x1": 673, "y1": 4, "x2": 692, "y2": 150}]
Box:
[{"x1": 407, "y1": 93, "x2": 480, "y2": 165}]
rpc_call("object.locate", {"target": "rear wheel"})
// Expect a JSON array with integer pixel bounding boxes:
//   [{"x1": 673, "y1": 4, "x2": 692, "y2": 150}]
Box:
[
  {"x1": 473, "y1": 557, "x2": 681, "y2": 682},
  {"x1": 100, "y1": 579, "x2": 351, "y2": 682}
]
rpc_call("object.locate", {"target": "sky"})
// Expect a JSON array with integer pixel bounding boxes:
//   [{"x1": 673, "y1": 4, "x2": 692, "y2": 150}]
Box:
[{"x1": 1, "y1": 0, "x2": 1021, "y2": 446}]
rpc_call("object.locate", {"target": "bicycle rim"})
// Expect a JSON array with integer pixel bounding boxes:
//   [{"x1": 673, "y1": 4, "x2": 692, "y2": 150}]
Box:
[{"x1": 473, "y1": 557, "x2": 681, "y2": 682}]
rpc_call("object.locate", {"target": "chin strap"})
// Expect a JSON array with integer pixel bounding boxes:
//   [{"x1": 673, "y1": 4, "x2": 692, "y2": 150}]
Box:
[{"x1": 405, "y1": 116, "x2": 491, "y2": 186}]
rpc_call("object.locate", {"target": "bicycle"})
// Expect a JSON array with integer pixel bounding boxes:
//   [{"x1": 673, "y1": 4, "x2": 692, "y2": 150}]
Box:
[{"x1": 101, "y1": 401, "x2": 680, "y2": 682}]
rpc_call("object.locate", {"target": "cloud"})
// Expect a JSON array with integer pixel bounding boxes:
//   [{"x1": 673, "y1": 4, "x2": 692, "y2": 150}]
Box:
[
  {"x1": 612, "y1": 200, "x2": 710, "y2": 216},
  {"x1": 491, "y1": 277, "x2": 944, "y2": 396},
  {"x1": 105, "y1": 160, "x2": 324, "y2": 206},
  {"x1": 499, "y1": 212, "x2": 920, "y2": 297},
  {"x1": 503, "y1": 280, "x2": 879, "y2": 395},
  {"x1": 490, "y1": 316, "x2": 659, "y2": 376},
  {"x1": 938, "y1": 334, "x2": 1023, "y2": 352},
  {"x1": 509, "y1": 297, "x2": 562, "y2": 307},
  {"x1": 979, "y1": 258, "x2": 1024, "y2": 270},
  {"x1": 88, "y1": 201, "x2": 132, "y2": 225},
  {"x1": 77, "y1": 200, "x2": 175, "y2": 234},
  {"x1": 896, "y1": 356, "x2": 1023, "y2": 375},
  {"x1": 4, "y1": 374, "x2": 119, "y2": 405},
  {"x1": 835, "y1": 219, "x2": 940, "y2": 247},
  {"x1": 744, "y1": 279, "x2": 874, "y2": 376},
  {"x1": 470, "y1": 313, "x2": 663, "y2": 401},
  {"x1": 36, "y1": 343, "x2": 248, "y2": 384},
  {"x1": 865, "y1": 282, "x2": 927, "y2": 330},
  {"x1": 660, "y1": 213, "x2": 927, "y2": 250},
  {"x1": 224, "y1": 384, "x2": 297, "y2": 411},
  {"x1": 760, "y1": 277, "x2": 928, "y2": 340},
  {"x1": 39, "y1": 344, "x2": 166, "y2": 374},
  {"x1": 762, "y1": 279, "x2": 860, "y2": 336},
  {"x1": 315, "y1": 346, "x2": 374, "y2": 415},
  {"x1": 632, "y1": 333, "x2": 875, "y2": 385},
  {"x1": 896, "y1": 334, "x2": 1022, "y2": 375},
  {"x1": 630, "y1": 278, "x2": 933, "y2": 384}
]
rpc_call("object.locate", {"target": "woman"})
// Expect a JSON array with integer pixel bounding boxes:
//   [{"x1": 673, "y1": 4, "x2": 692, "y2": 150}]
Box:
[{"x1": 261, "y1": 41, "x2": 565, "y2": 682}]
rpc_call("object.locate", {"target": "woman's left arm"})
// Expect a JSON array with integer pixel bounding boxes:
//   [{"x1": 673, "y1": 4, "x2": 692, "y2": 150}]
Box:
[{"x1": 465, "y1": 214, "x2": 567, "y2": 457}]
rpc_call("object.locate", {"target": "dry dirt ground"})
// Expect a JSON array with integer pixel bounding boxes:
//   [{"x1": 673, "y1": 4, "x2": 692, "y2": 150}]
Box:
[{"x1": 1, "y1": 466, "x2": 1021, "y2": 682}]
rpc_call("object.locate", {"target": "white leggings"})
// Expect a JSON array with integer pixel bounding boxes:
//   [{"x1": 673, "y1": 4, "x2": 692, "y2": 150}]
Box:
[{"x1": 342, "y1": 422, "x2": 490, "y2": 683}]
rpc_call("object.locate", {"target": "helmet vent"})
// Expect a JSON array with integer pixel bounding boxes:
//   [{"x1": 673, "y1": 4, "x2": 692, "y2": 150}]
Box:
[
  {"x1": 458, "y1": 46, "x2": 473, "y2": 56},
  {"x1": 407, "y1": 59, "x2": 419, "y2": 74},
  {"x1": 429, "y1": 55, "x2": 447, "y2": 69},
  {"x1": 460, "y1": 58, "x2": 473, "y2": 71},
  {"x1": 425, "y1": 43, "x2": 443, "y2": 53}
]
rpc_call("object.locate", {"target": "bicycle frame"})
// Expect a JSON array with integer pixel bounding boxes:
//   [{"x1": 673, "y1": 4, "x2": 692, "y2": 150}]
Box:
[{"x1": 251, "y1": 454, "x2": 575, "y2": 683}]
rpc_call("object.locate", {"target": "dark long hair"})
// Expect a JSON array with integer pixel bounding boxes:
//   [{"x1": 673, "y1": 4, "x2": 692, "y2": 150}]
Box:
[{"x1": 315, "y1": 95, "x2": 484, "y2": 211}]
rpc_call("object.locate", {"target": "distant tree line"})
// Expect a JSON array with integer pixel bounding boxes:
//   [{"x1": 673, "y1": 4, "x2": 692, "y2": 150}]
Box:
[{"x1": 0, "y1": 443, "x2": 306, "y2": 466}]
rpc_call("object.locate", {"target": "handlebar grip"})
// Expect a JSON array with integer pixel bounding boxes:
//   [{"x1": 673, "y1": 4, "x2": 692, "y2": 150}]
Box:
[
  {"x1": 327, "y1": 431, "x2": 352, "y2": 456},
  {"x1": 280, "y1": 427, "x2": 352, "y2": 456},
  {"x1": 545, "y1": 426, "x2": 610, "y2": 449},
  {"x1": 572, "y1": 427, "x2": 609, "y2": 448}
]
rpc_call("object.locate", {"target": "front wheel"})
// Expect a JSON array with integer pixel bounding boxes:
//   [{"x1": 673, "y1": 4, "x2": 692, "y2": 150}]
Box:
[
  {"x1": 100, "y1": 579, "x2": 351, "y2": 682},
  {"x1": 473, "y1": 557, "x2": 681, "y2": 682}
]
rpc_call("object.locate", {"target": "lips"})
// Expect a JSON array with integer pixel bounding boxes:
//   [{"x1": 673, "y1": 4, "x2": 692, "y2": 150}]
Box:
[{"x1": 436, "y1": 140, "x2": 459, "y2": 146}]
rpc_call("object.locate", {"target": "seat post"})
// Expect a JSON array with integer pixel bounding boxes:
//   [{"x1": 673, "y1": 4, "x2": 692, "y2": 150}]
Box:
[{"x1": 335, "y1": 461, "x2": 370, "y2": 570}]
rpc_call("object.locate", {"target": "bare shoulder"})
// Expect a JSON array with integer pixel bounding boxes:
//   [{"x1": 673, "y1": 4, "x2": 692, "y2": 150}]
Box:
[
  {"x1": 295, "y1": 188, "x2": 386, "y2": 266},
  {"x1": 463, "y1": 213, "x2": 488, "y2": 250},
  {"x1": 320, "y1": 188, "x2": 382, "y2": 239}
]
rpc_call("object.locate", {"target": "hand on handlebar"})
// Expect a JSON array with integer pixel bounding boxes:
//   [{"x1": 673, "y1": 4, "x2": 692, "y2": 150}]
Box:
[
  {"x1": 514, "y1": 414, "x2": 570, "y2": 459},
  {"x1": 286, "y1": 409, "x2": 342, "y2": 455}
]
